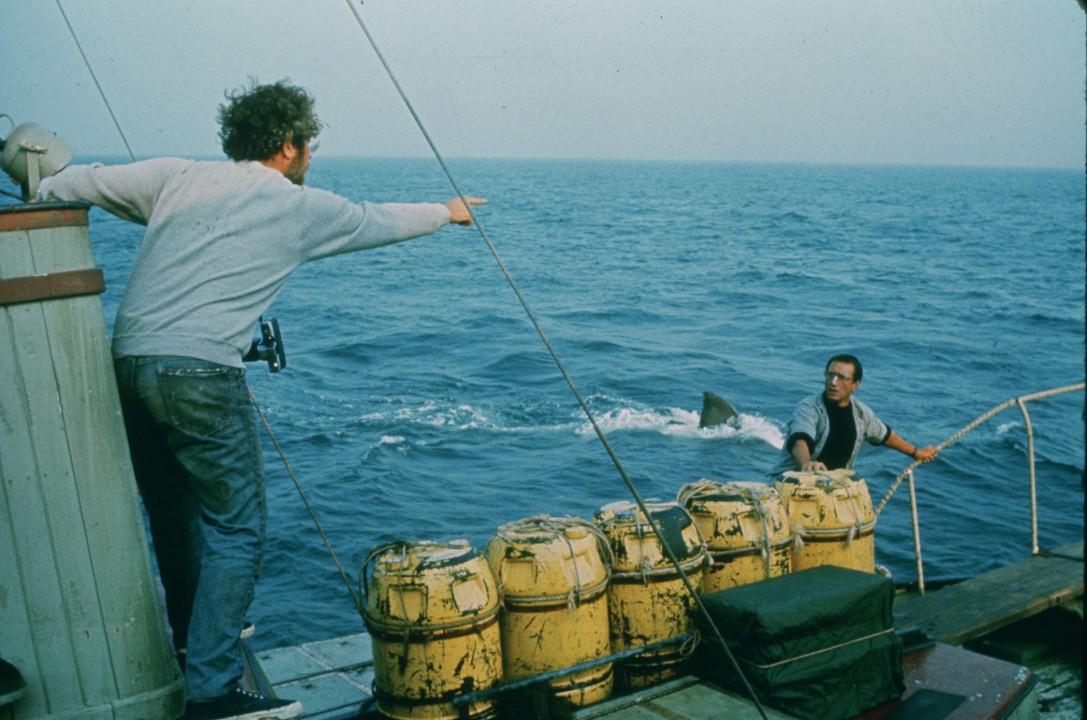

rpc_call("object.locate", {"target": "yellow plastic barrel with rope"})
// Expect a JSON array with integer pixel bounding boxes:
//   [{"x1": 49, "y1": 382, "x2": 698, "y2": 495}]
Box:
[
  {"x1": 484, "y1": 515, "x2": 614, "y2": 711},
  {"x1": 678, "y1": 479, "x2": 793, "y2": 592},
  {"x1": 362, "y1": 540, "x2": 503, "y2": 720},
  {"x1": 776, "y1": 469, "x2": 876, "y2": 572},
  {"x1": 594, "y1": 501, "x2": 708, "y2": 689}
]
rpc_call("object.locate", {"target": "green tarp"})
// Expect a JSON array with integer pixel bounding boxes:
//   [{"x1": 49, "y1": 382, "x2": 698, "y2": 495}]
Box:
[{"x1": 697, "y1": 565, "x2": 904, "y2": 720}]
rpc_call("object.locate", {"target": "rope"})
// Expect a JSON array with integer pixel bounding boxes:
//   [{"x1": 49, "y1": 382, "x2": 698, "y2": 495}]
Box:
[
  {"x1": 675, "y1": 478, "x2": 722, "y2": 505},
  {"x1": 831, "y1": 475, "x2": 866, "y2": 546},
  {"x1": 495, "y1": 514, "x2": 616, "y2": 572},
  {"x1": 55, "y1": 0, "x2": 136, "y2": 162},
  {"x1": 342, "y1": 4, "x2": 768, "y2": 717},
  {"x1": 678, "y1": 480, "x2": 781, "y2": 579},
  {"x1": 248, "y1": 387, "x2": 362, "y2": 613},
  {"x1": 753, "y1": 492, "x2": 773, "y2": 577},
  {"x1": 601, "y1": 502, "x2": 711, "y2": 584},
  {"x1": 874, "y1": 383, "x2": 1085, "y2": 517},
  {"x1": 739, "y1": 628, "x2": 897, "y2": 670},
  {"x1": 491, "y1": 515, "x2": 613, "y2": 608}
]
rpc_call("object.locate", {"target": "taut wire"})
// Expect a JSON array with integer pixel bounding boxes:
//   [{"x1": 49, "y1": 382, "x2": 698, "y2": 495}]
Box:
[{"x1": 341, "y1": 3, "x2": 768, "y2": 717}]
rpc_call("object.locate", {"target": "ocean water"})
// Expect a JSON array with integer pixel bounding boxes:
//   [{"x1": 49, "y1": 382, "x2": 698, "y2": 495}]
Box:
[{"x1": 32, "y1": 157, "x2": 1087, "y2": 649}]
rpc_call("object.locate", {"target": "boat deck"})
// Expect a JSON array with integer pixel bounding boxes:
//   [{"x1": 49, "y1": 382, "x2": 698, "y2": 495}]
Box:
[
  {"x1": 893, "y1": 541, "x2": 1084, "y2": 646},
  {"x1": 255, "y1": 542, "x2": 1084, "y2": 719},
  {"x1": 257, "y1": 635, "x2": 374, "y2": 720}
]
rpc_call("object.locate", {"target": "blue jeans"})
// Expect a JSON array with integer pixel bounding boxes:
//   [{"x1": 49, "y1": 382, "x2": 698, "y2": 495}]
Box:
[{"x1": 114, "y1": 356, "x2": 266, "y2": 700}]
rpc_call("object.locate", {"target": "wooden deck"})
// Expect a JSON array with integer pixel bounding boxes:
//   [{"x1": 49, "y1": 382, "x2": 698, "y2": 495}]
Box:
[
  {"x1": 258, "y1": 634, "x2": 374, "y2": 720},
  {"x1": 254, "y1": 542, "x2": 1084, "y2": 719},
  {"x1": 893, "y1": 541, "x2": 1084, "y2": 646},
  {"x1": 569, "y1": 676, "x2": 794, "y2": 720}
]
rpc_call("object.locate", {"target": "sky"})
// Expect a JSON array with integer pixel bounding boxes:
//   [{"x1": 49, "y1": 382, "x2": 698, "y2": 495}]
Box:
[{"x1": 1, "y1": 1, "x2": 1085, "y2": 168}]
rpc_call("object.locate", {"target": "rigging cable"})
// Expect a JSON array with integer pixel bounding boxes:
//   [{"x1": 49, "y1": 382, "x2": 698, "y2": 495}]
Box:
[
  {"x1": 341, "y1": 3, "x2": 767, "y2": 717},
  {"x1": 55, "y1": 0, "x2": 137, "y2": 162},
  {"x1": 249, "y1": 388, "x2": 362, "y2": 611}
]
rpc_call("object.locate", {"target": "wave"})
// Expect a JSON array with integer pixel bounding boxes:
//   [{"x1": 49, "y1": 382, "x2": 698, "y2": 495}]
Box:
[
  {"x1": 575, "y1": 404, "x2": 785, "y2": 449},
  {"x1": 358, "y1": 400, "x2": 501, "y2": 432},
  {"x1": 307, "y1": 390, "x2": 789, "y2": 452}
]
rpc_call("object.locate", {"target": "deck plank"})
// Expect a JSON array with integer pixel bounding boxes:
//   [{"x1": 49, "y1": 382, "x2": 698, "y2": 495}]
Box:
[
  {"x1": 571, "y1": 677, "x2": 794, "y2": 720},
  {"x1": 893, "y1": 541, "x2": 1084, "y2": 646},
  {"x1": 261, "y1": 634, "x2": 373, "y2": 719}
]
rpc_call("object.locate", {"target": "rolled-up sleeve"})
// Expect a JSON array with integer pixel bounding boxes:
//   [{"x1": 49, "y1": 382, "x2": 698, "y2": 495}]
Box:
[
  {"x1": 855, "y1": 400, "x2": 891, "y2": 445},
  {"x1": 785, "y1": 395, "x2": 823, "y2": 452}
]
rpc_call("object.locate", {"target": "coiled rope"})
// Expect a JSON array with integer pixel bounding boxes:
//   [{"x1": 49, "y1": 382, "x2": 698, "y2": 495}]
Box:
[{"x1": 874, "y1": 382, "x2": 1085, "y2": 517}]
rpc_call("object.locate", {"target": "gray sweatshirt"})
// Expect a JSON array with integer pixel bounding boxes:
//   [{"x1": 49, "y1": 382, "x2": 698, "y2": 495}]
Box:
[{"x1": 39, "y1": 158, "x2": 451, "y2": 367}]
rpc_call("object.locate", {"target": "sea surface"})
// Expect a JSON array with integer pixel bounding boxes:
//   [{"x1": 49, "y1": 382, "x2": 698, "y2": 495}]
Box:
[{"x1": 22, "y1": 157, "x2": 1087, "y2": 650}]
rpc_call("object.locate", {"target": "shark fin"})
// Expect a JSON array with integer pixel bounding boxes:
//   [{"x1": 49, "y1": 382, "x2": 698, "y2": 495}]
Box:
[{"x1": 699, "y1": 391, "x2": 740, "y2": 428}]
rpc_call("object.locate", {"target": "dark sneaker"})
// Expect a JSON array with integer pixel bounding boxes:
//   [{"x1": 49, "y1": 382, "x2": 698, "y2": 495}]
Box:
[
  {"x1": 185, "y1": 686, "x2": 302, "y2": 720},
  {"x1": 0, "y1": 658, "x2": 27, "y2": 706}
]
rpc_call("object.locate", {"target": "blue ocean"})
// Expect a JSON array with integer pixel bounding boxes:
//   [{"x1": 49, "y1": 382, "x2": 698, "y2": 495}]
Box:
[{"x1": 56, "y1": 158, "x2": 1087, "y2": 649}]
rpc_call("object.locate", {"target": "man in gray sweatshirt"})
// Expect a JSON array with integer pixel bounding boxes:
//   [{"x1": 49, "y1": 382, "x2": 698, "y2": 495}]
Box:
[{"x1": 37, "y1": 80, "x2": 483, "y2": 720}]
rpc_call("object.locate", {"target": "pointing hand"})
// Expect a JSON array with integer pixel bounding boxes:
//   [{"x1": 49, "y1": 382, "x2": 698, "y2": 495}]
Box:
[{"x1": 445, "y1": 197, "x2": 486, "y2": 225}]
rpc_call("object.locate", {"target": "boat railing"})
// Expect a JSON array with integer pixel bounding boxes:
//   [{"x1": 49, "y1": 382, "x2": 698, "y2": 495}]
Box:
[{"x1": 873, "y1": 382, "x2": 1085, "y2": 595}]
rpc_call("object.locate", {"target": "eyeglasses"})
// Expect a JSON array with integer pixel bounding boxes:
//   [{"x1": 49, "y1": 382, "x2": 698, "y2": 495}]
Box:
[
  {"x1": 308, "y1": 138, "x2": 320, "y2": 154},
  {"x1": 825, "y1": 371, "x2": 854, "y2": 383}
]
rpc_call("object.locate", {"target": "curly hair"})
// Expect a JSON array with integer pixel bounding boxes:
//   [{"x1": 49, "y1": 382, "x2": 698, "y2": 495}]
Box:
[{"x1": 217, "y1": 80, "x2": 321, "y2": 161}]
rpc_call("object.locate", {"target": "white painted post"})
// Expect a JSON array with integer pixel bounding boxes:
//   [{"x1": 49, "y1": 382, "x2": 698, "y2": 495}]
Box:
[{"x1": 0, "y1": 203, "x2": 185, "y2": 719}]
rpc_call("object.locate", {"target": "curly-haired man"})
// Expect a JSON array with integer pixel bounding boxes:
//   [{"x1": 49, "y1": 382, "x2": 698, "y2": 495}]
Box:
[{"x1": 36, "y1": 80, "x2": 483, "y2": 720}]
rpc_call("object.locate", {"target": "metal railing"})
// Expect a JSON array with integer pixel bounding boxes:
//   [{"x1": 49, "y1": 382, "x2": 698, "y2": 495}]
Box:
[{"x1": 874, "y1": 383, "x2": 1085, "y2": 595}]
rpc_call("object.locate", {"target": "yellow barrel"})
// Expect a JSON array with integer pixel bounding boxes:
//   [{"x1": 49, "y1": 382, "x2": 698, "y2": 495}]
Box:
[
  {"x1": 484, "y1": 516, "x2": 613, "y2": 712},
  {"x1": 677, "y1": 479, "x2": 793, "y2": 592},
  {"x1": 362, "y1": 540, "x2": 503, "y2": 720},
  {"x1": 776, "y1": 469, "x2": 876, "y2": 572},
  {"x1": 0, "y1": 204, "x2": 184, "y2": 719},
  {"x1": 593, "y1": 501, "x2": 706, "y2": 689}
]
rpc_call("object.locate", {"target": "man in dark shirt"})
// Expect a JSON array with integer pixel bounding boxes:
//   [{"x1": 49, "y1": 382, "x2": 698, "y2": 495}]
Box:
[{"x1": 773, "y1": 354, "x2": 939, "y2": 475}]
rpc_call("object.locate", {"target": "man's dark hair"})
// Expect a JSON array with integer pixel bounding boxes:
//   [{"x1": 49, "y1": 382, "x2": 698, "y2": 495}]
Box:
[
  {"x1": 217, "y1": 80, "x2": 321, "y2": 161},
  {"x1": 826, "y1": 354, "x2": 863, "y2": 382}
]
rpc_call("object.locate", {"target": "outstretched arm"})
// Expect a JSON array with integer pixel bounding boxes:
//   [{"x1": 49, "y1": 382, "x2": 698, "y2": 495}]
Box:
[{"x1": 884, "y1": 430, "x2": 939, "y2": 463}]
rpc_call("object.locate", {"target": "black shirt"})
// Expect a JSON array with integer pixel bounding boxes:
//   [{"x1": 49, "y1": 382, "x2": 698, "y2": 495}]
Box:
[{"x1": 818, "y1": 395, "x2": 857, "y2": 470}]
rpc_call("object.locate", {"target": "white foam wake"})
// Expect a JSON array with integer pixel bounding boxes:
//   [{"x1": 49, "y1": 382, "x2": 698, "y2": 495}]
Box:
[{"x1": 577, "y1": 405, "x2": 785, "y2": 449}]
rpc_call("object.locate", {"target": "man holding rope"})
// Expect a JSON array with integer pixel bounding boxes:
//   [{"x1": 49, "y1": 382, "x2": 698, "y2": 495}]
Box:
[
  {"x1": 774, "y1": 354, "x2": 939, "y2": 475},
  {"x1": 33, "y1": 80, "x2": 484, "y2": 720}
]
